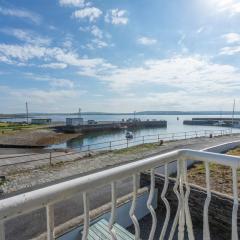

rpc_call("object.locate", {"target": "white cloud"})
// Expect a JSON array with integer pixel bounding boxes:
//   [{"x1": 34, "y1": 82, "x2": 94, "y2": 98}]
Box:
[
  {"x1": 86, "y1": 38, "x2": 108, "y2": 49},
  {"x1": 0, "y1": 6, "x2": 41, "y2": 24},
  {"x1": 196, "y1": 27, "x2": 204, "y2": 34},
  {"x1": 222, "y1": 33, "x2": 240, "y2": 43},
  {"x1": 0, "y1": 28, "x2": 51, "y2": 46},
  {"x1": 105, "y1": 9, "x2": 128, "y2": 25},
  {"x1": 25, "y1": 73, "x2": 75, "y2": 89},
  {"x1": 72, "y1": 7, "x2": 102, "y2": 22},
  {"x1": 220, "y1": 46, "x2": 240, "y2": 55},
  {"x1": 59, "y1": 0, "x2": 85, "y2": 7},
  {"x1": 137, "y1": 36, "x2": 157, "y2": 45},
  {"x1": 85, "y1": 55, "x2": 240, "y2": 97},
  {"x1": 0, "y1": 43, "x2": 115, "y2": 77},
  {"x1": 40, "y1": 63, "x2": 68, "y2": 69},
  {"x1": 91, "y1": 25, "x2": 103, "y2": 39},
  {"x1": 213, "y1": 0, "x2": 240, "y2": 15}
]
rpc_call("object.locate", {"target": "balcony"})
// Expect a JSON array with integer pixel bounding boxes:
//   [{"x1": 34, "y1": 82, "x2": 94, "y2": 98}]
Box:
[{"x1": 0, "y1": 147, "x2": 239, "y2": 240}]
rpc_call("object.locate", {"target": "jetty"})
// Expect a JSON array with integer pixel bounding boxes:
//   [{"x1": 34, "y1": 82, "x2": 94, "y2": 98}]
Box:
[
  {"x1": 60, "y1": 119, "x2": 167, "y2": 133},
  {"x1": 183, "y1": 117, "x2": 240, "y2": 127}
]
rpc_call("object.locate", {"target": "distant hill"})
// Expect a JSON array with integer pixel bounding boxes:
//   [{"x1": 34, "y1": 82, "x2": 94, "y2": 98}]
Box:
[{"x1": 1, "y1": 110, "x2": 239, "y2": 118}]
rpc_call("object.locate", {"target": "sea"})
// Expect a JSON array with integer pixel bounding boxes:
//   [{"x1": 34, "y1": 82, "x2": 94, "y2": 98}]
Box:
[{"x1": 2, "y1": 114, "x2": 240, "y2": 150}]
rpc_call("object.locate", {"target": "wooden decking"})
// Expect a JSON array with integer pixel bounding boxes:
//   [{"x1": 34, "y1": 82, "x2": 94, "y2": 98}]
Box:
[{"x1": 86, "y1": 219, "x2": 134, "y2": 240}]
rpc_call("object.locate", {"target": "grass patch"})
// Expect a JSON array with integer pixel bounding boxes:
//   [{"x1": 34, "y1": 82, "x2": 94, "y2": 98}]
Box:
[
  {"x1": 187, "y1": 146, "x2": 240, "y2": 196},
  {"x1": 227, "y1": 147, "x2": 240, "y2": 156},
  {"x1": 0, "y1": 123, "x2": 45, "y2": 134},
  {"x1": 113, "y1": 142, "x2": 161, "y2": 154}
]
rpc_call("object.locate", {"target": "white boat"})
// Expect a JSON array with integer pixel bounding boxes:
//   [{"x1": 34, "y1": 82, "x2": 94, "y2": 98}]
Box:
[
  {"x1": 213, "y1": 120, "x2": 225, "y2": 126},
  {"x1": 126, "y1": 131, "x2": 133, "y2": 139}
]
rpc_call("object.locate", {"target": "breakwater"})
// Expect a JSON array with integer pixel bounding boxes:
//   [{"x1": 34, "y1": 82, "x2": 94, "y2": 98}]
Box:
[
  {"x1": 59, "y1": 120, "x2": 167, "y2": 133},
  {"x1": 183, "y1": 117, "x2": 239, "y2": 127}
]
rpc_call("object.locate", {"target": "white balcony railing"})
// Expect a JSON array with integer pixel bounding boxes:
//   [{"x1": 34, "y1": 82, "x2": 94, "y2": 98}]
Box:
[{"x1": 0, "y1": 149, "x2": 240, "y2": 240}]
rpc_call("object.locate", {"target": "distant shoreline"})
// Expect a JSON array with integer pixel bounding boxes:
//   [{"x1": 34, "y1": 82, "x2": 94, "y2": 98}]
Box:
[{"x1": 0, "y1": 111, "x2": 239, "y2": 119}]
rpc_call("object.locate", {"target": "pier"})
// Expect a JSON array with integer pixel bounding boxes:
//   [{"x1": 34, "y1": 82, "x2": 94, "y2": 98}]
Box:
[
  {"x1": 183, "y1": 117, "x2": 240, "y2": 127},
  {"x1": 60, "y1": 119, "x2": 167, "y2": 133}
]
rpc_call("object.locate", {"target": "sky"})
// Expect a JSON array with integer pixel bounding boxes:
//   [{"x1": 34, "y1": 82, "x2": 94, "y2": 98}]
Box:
[{"x1": 0, "y1": 0, "x2": 240, "y2": 113}]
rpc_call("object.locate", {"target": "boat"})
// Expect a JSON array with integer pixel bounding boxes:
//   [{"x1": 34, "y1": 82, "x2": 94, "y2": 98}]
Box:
[
  {"x1": 213, "y1": 120, "x2": 225, "y2": 126},
  {"x1": 126, "y1": 131, "x2": 133, "y2": 139}
]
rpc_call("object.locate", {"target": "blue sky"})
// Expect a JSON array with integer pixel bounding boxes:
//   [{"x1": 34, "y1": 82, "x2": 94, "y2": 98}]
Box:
[{"x1": 0, "y1": 0, "x2": 240, "y2": 113}]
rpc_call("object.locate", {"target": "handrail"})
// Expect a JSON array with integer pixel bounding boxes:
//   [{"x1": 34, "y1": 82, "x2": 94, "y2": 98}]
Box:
[
  {"x1": 0, "y1": 148, "x2": 240, "y2": 240},
  {"x1": 1, "y1": 149, "x2": 240, "y2": 221}
]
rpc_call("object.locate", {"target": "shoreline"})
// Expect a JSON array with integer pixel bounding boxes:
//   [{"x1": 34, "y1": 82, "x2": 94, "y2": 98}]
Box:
[{"x1": 0, "y1": 127, "x2": 82, "y2": 150}]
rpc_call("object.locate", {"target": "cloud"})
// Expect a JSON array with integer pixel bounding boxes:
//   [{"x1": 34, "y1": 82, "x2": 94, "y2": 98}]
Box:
[
  {"x1": 0, "y1": 43, "x2": 114, "y2": 74},
  {"x1": 137, "y1": 36, "x2": 157, "y2": 45},
  {"x1": 86, "y1": 55, "x2": 240, "y2": 96},
  {"x1": 86, "y1": 39, "x2": 108, "y2": 49},
  {"x1": 0, "y1": 28, "x2": 51, "y2": 46},
  {"x1": 214, "y1": 0, "x2": 240, "y2": 15},
  {"x1": 59, "y1": 0, "x2": 85, "y2": 7},
  {"x1": 0, "y1": 6, "x2": 41, "y2": 24},
  {"x1": 91, "y1": 25, "x2": 103, "y2": 39},
  {"x1": 72, "y1": 7, "x2": 102, "y2": 22},
  {"x1": 40, "y1": 63, "x2": 68, "y2": 69},
  {"x1": 220, "y1": 46, "x2": 240, "y2": 55},
  {"x1": 222, "y1": 33, "x2": 240, "y2": 43},
  {"x1": 105, "y1": 9, "x2": 128, "y2": 25},
  {"x1": 196, "y1": 27, "x2": 204, "y2": 34},
  {"x1": 25, "y1": 73, "x2": 75, "y2": 88}
]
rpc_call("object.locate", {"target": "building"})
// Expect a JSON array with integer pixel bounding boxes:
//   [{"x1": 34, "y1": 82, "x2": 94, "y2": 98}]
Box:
[
  {"x1": 66, "y1": 117, "x2": 84, "y2": 126},
  {"x1": 31, "y1": 118, "x2": 52, "y2": 125}
]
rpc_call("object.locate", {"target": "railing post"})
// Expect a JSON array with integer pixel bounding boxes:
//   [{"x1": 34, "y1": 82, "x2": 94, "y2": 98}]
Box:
[
  {"x1": 82, "y1": 192, "x2": 90, "y2": 240},
  {"x1": 178, "y1": 159, "x2": 185, "y2": 240},
  {"x1": 46, "y1": 204, "x2": 54, "y2": 240},
  {"x1": 109, "y1": 141, "x2": 112, "y2": 151},
  {"x1": 0, "y1": 221, "x2": 5, "y2": 240}
]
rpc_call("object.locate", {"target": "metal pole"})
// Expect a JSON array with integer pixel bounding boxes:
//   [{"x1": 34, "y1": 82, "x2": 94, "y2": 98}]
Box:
[
  {"x1": 231, "y1": 99, "x2": 236, "y2": 134},
  {"x1": 109, "y1": 141, "x2": 112, "y2": 151},
  {"x1": 26, "y1": 102, "x2": 29, "y2": 124}
]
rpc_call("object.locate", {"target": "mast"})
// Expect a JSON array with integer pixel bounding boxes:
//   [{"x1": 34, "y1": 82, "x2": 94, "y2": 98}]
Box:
[
  {"x1": 78, "y1": 108, "x2": 81, "y2": 118},
  {"x1": 231, "y1": 99, "x2": 236, "y2": 133},
  {"x1": 26, "y1": 102, "x2": 29, "y2": 124}
]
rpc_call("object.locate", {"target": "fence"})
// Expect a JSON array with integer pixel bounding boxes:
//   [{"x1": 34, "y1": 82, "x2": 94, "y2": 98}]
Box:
[{"x1": 0, "y1": 129, "x2": 233, "y2": 170}]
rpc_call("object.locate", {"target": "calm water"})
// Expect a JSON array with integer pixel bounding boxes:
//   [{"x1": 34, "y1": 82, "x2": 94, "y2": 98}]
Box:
[{"x1": 40, "y1": 114, "x2": 240, "y2": 150}]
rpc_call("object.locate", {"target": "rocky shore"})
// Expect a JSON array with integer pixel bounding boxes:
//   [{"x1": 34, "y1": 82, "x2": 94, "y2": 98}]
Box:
[{"x1": 0, "y1": 128, "x2": 82, "y2": 148}]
